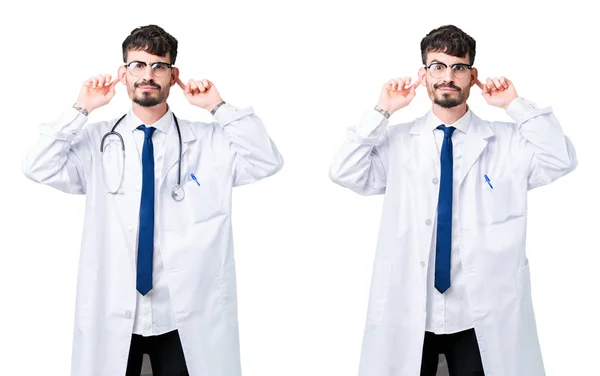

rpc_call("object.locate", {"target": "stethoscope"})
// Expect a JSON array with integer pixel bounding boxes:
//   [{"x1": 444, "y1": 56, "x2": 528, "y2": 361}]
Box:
[{"x1": 100, "y1": 113, "x2": 186, "y2": 201}]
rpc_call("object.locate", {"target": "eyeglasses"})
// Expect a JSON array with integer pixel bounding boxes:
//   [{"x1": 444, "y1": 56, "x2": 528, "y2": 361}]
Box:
[
  {"x1": 125, "y1": 61, "x2": 173, "y2": 77},
  {"x1": 425, "y1": 62, "x2": 472, "y2": 79}
]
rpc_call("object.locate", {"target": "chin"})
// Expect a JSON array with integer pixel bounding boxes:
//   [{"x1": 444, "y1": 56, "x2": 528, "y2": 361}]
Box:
[
  {"x1": 134, "y1": 97, "x2": 162, "y2": 107},
  {"x1": 434, "y1": 98, "x2": 462, "y2": 109}
]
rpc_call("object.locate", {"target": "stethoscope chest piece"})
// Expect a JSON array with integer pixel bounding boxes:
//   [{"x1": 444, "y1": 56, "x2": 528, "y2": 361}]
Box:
[{"x1": 171, "y1": 185, "x2": 185, "y2": 201}]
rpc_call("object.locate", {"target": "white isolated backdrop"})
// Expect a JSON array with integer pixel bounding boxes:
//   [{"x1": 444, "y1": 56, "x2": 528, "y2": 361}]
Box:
[{"x1": 0, "y1": 0, "x2": 597, "y2": 375}]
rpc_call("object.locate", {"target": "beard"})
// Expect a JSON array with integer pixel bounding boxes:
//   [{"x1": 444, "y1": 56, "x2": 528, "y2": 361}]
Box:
[
  {"x1": 432, "y1": 82, "x2": 468, "y2": 109},
  {"x1": 130, "y1": 80, "x2": 168, "y2": 107}
]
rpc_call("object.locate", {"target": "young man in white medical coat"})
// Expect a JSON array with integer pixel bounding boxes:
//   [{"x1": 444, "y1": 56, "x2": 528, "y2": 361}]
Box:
[
  {"x1": 330, "y1": 25, "x2": 577, "y2": 376},
  {"x1": 23, "y1": 25, "x2": 283, "y2": 376}
]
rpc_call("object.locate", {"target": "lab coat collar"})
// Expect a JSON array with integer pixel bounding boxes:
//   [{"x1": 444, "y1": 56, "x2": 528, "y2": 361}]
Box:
[{"x1": 410, "y1": 109, "x2": 495, "y2": 185}]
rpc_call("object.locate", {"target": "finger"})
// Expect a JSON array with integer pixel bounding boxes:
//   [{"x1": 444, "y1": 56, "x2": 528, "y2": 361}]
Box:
[
  {"x1": 486, "y1": 78, "x2": 496, "y2": 91},
  {"x1": 84, "y1": 77, "x2": 95, "y2": 88},
  {"x1": 103, "y1": 74, "x2": 112, "y2": 86},
  {"x1": 108, "y1": 81, "x2": 118, "y2": 96},
  {"x1": 475, "y1": 78, "x2": 485, "y2": 90},
  {"x1": 412, "y1": 80, "x2": 421, "y2": 90},
  {"x1": 96, "y1": 74, "x2": 106, "y2": 88},
  {"x1": 492, "y1": 78, "x2": 503, "y2": 90},
  {"x1": 189, "y1": 79, "x2": 199, "y2": 94},
  {"x1": 110, "y1": 75, "x2": 121, "y2": 87},
  {"x1": 197, "y1": 80, "x2": 207, "y2": 92},
  {"x1": 401, "y1": 77, "x2": 411, "y2": 88},
  {"x1": 481, "y1": 83, "x2": 490, "y2": 95},
  {"x1": 201, "y1": 79, "x2": 210, "y2": 89},
  {"x1": 176, "y1": 78, "x2": 186, "y2": 90}
]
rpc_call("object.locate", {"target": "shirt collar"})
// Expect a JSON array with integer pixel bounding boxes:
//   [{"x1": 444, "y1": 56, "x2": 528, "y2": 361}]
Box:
[
  {"x1": 426, "y1": 107, "x2": 472, "y2": 134},
  {"x1": 125, "y1": 107, "x2": 173, "y2": 134}
]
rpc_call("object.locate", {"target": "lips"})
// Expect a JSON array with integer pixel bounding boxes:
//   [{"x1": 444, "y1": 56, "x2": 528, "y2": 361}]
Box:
[{"x1": 135, "y1": 81, "x2": 161, "y2": 90}]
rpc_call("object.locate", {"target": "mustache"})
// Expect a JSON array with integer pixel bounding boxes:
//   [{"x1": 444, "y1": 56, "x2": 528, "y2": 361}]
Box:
[
  {"x1": 134, "y1": 80, "x2": 161, "y2": 89},
  {"x1": 434, "y1": 82, "x2": 461, "y2": 91}
]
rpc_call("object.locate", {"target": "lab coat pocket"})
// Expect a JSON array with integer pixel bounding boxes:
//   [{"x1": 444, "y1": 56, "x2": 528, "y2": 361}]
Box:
[
  {"x1": 184, "y1": 175, "x2": 225, "y2": 223},
  {"x1": 74, "y1": 265, "x2": 97, "y2": 329},
  {"x1": 482, "y1": 177, "x2": 525, "y2": 224},
  {"x1": 366, "y1": 261, "x2": 392, "y2": 323}
]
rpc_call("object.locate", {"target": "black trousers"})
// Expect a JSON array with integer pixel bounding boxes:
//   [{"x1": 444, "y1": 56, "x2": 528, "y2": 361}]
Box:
[
  {"x1": 420, "y1": 329, "x2": 485, "y2": 376},
  {"x1": 126, "y1": 330, "x2": 189, "y2": 376}
]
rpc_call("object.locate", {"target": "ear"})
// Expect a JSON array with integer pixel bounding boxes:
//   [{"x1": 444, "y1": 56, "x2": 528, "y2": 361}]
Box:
[
  {"x1": 118, "y1": 65, "x2": 127, "y2": 84},
  {"x1": 171, "y1": 67, "x2": 180, "y2": 87},
  {"x1": 470, "y1": 67, "x2": 479, "y2": 87},
  {"x1": 418, "y1": 66, "x2": 426, "y2": 86}
]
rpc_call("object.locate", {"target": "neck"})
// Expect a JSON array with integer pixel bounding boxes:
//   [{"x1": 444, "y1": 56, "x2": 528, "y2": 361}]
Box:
[
  {"x1": 132, "y1": 102, "x2": 169, "y2": 125},
  {"x1": 432, "y1": 102, "x2": 468, "y2": 125}
]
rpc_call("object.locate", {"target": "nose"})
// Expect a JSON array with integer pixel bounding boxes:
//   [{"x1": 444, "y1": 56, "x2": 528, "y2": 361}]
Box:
[
  {"x1": 142, "y1": 65, "x2": 154, "y2": 80},
  {"x1": 443, "y1": 66, "x2": 455, "y2": 81}
]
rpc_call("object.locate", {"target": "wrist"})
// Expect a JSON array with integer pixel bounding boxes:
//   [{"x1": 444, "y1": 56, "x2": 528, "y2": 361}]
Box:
[
  {"x1": 374, "y1": 104, "x2": 391, "y2": 119},
  {"x1": 501, "y1": 96, "x2": 519, "y2": 110},
  {"x1": 73, "y1": 102, "x2": 90, "y2": 116},
  {"x1": 209, "y1": 100, "x2": 226, "y2": 115}
]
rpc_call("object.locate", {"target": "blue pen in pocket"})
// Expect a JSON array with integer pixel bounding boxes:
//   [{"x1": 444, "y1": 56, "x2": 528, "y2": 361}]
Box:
[
  {"x1": 190, "y1": 173, "x2": 201, "y2": 187},
  {"x1": 484, "y1": 174, "x2": 493, "y2": 189}
]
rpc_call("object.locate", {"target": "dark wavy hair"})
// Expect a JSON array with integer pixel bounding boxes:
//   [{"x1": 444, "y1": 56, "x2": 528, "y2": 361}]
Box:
[
  {"x1": 420, "y1": 25, "x2": 476, "y2": 65},
  {"x1": 122, "y1": 25, "x2": 178, "y2": 64}
]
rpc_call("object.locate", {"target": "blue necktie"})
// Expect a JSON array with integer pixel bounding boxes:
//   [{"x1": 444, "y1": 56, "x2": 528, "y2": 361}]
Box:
[
  {"x1": 435, "y1": 125, "x2": 456, "y2": 294},
  {"x1": 136, "y1": 125, "x2": 156, "y2": 296}
]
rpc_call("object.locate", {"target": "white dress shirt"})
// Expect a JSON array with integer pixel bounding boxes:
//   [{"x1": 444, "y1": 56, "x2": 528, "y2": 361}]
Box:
[
  {"x1": 127, "y1": 109, "x2": 177, "y2": 336},
  {"x1": 425, "y1": 110, "x2": 473, "y2": 335}
]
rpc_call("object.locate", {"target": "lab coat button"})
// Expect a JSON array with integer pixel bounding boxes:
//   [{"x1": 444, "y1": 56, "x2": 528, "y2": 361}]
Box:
[
  {"x1": 128, "y1": 226, "x2": 134, "y2": 232},
  {"x1": 420, "y1": 261, "x2": 425, "y2": 268},
  {"x1": 125, "y1": 311, "x2": 132, "y2": 318},
  {"x1": 432, "y1": 178, "x2": 439, "y2": 184},
  {"x1": 425, "y1": 219, "x2": 432, "y2": 226}
]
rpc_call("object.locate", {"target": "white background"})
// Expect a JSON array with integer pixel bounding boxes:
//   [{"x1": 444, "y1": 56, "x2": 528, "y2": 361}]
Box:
[{"x1": 1, "y1": 0, "x2": 598, "y2": 374}]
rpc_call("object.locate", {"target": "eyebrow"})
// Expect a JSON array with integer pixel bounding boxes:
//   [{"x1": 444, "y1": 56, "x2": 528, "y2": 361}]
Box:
[
  {"x1": 428, "y1": 60, "x2": 470, "y2": 66},
  {"x1": 127, "y1": 60, "x2": 171, "y2": 64}
]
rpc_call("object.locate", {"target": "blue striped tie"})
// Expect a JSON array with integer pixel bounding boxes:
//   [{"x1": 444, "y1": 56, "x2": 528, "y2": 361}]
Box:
[
  {"x1": 435, "y1": 125, "x2": 456, "y2": 294},
  {"x1": 136, "y1": 125, "x2": 156, "y2": 296}
]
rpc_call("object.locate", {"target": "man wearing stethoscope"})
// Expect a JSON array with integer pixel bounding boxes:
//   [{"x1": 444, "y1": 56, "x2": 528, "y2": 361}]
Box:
[{"x1": 22, "y1": 24, "x2": 283, "y2": 376}]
